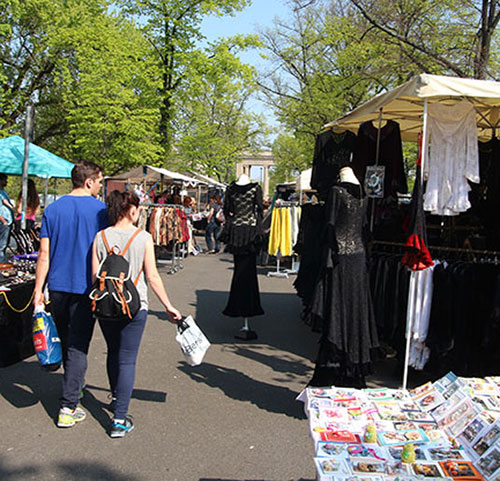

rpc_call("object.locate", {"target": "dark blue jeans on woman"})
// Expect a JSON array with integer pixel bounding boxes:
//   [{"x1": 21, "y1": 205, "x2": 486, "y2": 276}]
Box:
[
  {"x1": 205, "y1": 221, "x2": 221, "y2": 252},
  {"x1": 99, "y1": 309, "x2": 148, "y2": 420}
]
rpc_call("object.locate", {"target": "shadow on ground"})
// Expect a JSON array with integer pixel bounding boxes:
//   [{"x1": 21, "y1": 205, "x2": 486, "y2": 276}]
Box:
[
  {"x1": 177, "y1": 361, "x2": 306, "y2": 420},
  {"x1": 0, "y1": 457, "x2": 144, "y2": 481}
]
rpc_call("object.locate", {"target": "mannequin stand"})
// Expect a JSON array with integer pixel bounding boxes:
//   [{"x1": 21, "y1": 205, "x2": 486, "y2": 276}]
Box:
[{"x1": 234, "y1": 317, "x2": 258, "y2": 340}]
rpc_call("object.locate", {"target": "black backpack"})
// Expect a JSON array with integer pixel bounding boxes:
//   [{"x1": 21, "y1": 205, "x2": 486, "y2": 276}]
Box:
[{"x1": 89, "y1": 229, "x2": 143, "y2": 322}]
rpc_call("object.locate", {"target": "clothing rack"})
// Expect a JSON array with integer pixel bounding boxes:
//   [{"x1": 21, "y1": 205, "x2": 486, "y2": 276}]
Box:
[
  {"x1": 141, "y1": 203, "x2": 185, "y2": 274},
  {"x1": 373, "y1": 240, "x2": 500, "y2": 258}
]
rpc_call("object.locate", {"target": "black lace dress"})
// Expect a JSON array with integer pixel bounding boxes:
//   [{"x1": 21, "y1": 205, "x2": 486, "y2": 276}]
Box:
[
  {"x1": 221, "y1": 182, "x2": 264, "y2": 318},
  {"x1": 309, "y1": 183, "x2": 379, "y2": 387},
  {"x1": 311, "y1": 130, "x2": 357, "y2": 201}
]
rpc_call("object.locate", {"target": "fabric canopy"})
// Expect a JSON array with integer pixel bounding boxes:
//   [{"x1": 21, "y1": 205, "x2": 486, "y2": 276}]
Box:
[
  {"x1": 0, "y1": 135, "x2": 74, "y2": 179},
  {"x1": 108, "y1": 165, "x2": 206, "y2": 187},
  {"x1": 324, "y1": 74, "x2": 500, "y2": 142},
  {"x1": 187, "y1": 171, "x2": 226, "y2": 189}
]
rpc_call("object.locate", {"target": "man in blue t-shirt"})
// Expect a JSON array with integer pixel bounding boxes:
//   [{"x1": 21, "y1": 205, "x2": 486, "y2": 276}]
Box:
[{"x1": 34, "y1": 161, "x2": 108, "y2": 428}]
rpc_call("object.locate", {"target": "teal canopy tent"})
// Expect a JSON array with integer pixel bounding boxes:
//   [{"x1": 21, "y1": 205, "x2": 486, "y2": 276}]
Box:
[{"x1": 0, "y1": 135, "x2": 73, "y2": 178}]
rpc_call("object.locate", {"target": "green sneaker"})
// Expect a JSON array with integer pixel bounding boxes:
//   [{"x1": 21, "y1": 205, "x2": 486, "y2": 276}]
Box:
[{"x1": 57, "y1": 406, "x2": 86, "y2": 428}]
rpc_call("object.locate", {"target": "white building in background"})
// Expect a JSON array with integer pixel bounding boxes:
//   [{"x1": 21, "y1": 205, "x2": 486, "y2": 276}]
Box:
[{"x1": 235, "y1": 151, "x2": 275, "y2": 198}]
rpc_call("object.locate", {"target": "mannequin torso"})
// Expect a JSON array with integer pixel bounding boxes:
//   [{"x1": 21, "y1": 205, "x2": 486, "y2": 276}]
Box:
[
  {"x1": 236, "y1": 174, "x2": 250, "y2": 186},
  {"x1": 339, "y1": 166, "x2": 360, "y2": 185}
]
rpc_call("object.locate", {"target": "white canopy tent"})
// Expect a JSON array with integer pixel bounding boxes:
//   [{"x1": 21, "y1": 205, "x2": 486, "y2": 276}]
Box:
[
  {"x1": 295, "y1": 168, "x2": 312, "y2": 192},
  {"x1": 324, "y1": 73, "x2": 500, "y2": 142},
  {"x1": 324, "y1": 74, "x2": 500, "y2": 390},
  {"x1": 107, "y1": 165, "x2": 205, "y2": 187}
]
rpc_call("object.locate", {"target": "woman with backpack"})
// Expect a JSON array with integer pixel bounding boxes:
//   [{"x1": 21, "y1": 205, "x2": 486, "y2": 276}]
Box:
[{"x1": 91, "y1": 190, "x2": 181, "y2": 438}]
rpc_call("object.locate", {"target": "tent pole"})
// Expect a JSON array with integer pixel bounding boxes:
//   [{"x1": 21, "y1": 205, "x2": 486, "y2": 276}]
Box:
[
  {"x1": 421, "y1": 98, "x2": 429, "y2": 182},
  {"x1": 44, "y1": 177, "x2": 49, "y2": 208},
  {"x1": 21, "y1": 105, "x2": 33, "y2": 230},
  {"x1": 370, "y1": 108, "x2": 383, "y2": 232}
]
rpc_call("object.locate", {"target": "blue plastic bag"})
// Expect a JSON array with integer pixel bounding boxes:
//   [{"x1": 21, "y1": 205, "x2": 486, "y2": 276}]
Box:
[{"x1": 32, "y1": 307, "x2": 62, "y2": 370}]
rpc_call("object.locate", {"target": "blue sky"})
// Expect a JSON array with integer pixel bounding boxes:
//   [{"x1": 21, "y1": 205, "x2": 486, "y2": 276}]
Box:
[{"x1": 200, "y1": 0, "x2": 289, "y2": 134}]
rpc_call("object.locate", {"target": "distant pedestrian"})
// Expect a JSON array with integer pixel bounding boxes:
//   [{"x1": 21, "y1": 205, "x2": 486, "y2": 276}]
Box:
[
  {"x1": 92, "y1": 190, "x2": 181, "y2": 438},
  {"x1": 0, "y1": 173, "x2": 15, "y2": 262},
  {"x1": 205, "y1": 194, "x2": 223, "y2": 254},
  {"x1": 15, "y1": 178, "x2": 40, "y2": 230}
]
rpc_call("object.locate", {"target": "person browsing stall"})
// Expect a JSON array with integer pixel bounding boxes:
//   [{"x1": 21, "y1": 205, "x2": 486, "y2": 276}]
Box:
[
  {"x1": 91, "y1": 190, "x2": 181, "y2": 438},
  {"x1": 0, "y1": 173, "x2": 15, "y2": 262},
  {"x1": 33, "y1": 161, "x2": 108, "y2": 428},
  {"x1": 15, "y1": 178, "x2": 40, "y2": 230}
]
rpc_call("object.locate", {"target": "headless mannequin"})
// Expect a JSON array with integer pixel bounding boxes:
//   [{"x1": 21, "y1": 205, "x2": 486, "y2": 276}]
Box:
[{"x1": 233, "y1": 172, "x2": 258, "y2": 340}]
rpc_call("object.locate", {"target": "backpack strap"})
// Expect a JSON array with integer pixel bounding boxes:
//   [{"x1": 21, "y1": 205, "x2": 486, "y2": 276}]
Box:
[
  {"x1": 121, "y1": 228, "x2": 142, "y2": 256},
  {"x1": 133, "y1": 267, "x2": 143, "y2": 287},
  {"x1": 100, "y1": 230, "x2": 112, "y2": 255}
]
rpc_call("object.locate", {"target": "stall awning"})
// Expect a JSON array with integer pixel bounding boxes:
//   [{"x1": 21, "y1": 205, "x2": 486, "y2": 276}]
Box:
[
  {"x1": 324, "y1": 74, "x2": 500, "y2": 142},
  {"x1": 0, "y1": 135, "x2": 74, "y2": 178},
  {"x1": 107, "y1": 165, "x2": 207, "y2": 187},
  {"x1": 187, "y1": 171, "x2": 226, "y2": 189}
]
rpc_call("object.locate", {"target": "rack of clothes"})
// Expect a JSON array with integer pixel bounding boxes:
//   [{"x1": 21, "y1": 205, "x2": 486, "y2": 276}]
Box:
[
  {"x1": 371, "y1": 241, "x2": 500, "y2": 386},
  {"x1": 267, "y1": 201, "x2": 301, "y2": 278},
  {"x1": 138, "y1": 203, "x2": 189, "y2": 275}
]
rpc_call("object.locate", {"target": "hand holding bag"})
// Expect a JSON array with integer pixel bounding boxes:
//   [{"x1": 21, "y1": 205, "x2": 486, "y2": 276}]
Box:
[
  {"x1": 175, "y1": 315, "x2": 210, "y2": 366},
  {"x1": 32, "y1": 305, "x2": 62, "y2": 371}
]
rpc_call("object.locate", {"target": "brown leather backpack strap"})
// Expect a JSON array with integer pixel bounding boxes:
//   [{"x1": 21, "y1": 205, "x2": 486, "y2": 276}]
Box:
[
  {"x1": 100, "y1": 230, "x2": 112, "y2": 255},
  {"x1": 121, "y1": 228, "x2": 142, "y2": 257}
]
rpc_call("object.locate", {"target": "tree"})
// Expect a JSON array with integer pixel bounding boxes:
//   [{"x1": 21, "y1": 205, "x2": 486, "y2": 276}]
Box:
[
  {"x1": 350, "y1": 0, "x2": 500, "y2": 80},
  {"x1": 174, "y1": 36, "x2": 269, "y2": 182},
  {"x1": 118, "y1": 0, "x2": 251, "y2": 151}
]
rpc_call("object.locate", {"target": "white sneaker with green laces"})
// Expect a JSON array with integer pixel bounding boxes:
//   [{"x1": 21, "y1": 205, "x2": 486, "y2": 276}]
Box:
[{"x1": 57, "y1": 406, "x2": 86, "y2": 428}]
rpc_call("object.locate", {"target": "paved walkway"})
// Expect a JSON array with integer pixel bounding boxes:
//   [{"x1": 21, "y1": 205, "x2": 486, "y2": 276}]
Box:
[{"x1": 0, "y1": 252, "x2": 406, "y2": 481}]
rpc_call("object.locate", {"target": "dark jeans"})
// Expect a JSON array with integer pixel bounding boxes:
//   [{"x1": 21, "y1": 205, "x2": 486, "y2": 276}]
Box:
[
  {"x1": 51, "y1": 291, "x2": 97, "y2": 410},
  {"x1": 99, "y1": 309, "x2": 148, "y2": 420},
  {"x1": 0, "y1": 223, "x2": 11, "y2": 262},
  {"x1": 205, "y1": 222, "x2": 221, "y2": 252}
]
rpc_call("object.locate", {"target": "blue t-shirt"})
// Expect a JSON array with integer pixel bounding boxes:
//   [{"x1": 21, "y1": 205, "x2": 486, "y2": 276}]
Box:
[
  {"x1": 40, "y1": 195, "x2": 108, "y2": 294},
  {"x1": 0, "y1": 189, "x2": 13, "y2": 224}
]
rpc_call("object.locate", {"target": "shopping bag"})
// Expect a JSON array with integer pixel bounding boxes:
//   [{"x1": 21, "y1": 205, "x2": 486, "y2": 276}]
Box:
[
  {"x1": 32, "y1": 306, "x2": 62, "y2": 371},
  {"x1": 175, "y1": 315, "x2": 210, "y2": 366}
]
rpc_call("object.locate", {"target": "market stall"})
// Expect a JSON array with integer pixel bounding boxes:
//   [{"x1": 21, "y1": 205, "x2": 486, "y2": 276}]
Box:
[
  {"x1": 295, "y1": 74, "x2": 500, "y2": 390},
  {"x1": 0, "y1": 137, "x2": 74, "y2": 367}
]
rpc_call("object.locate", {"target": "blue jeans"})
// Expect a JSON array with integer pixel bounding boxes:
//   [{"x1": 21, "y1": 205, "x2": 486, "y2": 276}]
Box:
[
  {"x1": 205, "y1": 222, "x2": 221, "y2": 252},
  {"x1": 54, "y1": 292, "x2": 97, "y2": 410},
  {"x1": 99, "y1": 309, "x2": 148, "y2": 419},
  {"x1": 0, "y1": 223, "x2": 11, "y2": 262}
]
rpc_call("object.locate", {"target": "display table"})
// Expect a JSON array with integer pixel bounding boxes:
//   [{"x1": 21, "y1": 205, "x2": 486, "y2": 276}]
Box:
[
  {"x1": 0, "y1": 281, "x2": 35, "y2": 367},
  {"x1": 299, "y1": 373, "x2": 500, "y2": 480}
]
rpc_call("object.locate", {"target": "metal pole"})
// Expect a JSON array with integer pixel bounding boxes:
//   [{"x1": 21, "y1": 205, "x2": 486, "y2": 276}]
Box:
[
  {"x1": 44, "y1": 177, "x2": 49, "y2": 208},
  {"x1": 369, "y1": 108, "x2": 383, "y2": 232},
  {"x1": 421, "y1": 99, "x2": 429, "y2": 182},
  {"x1": 21, "y1": 105, "x2": 33, "y2": 230},
  {"x1": 402, "y1": 271, "x2": 417, "y2": 390}
]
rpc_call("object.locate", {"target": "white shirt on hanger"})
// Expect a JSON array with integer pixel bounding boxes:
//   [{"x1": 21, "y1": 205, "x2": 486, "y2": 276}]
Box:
[{"x1": 423, "y1": 100, "x2": 480, "y2": 216}]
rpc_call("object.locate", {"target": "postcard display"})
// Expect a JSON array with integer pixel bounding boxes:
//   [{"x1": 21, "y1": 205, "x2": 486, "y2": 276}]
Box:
[{"x1": 298, "y1": 372, "x2": 500, "y2": 481}]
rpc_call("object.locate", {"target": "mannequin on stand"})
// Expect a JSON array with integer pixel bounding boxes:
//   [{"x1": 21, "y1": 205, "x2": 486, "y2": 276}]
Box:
[{"x1": 220, "y1": 173, "x2": 264, "y2": 340}]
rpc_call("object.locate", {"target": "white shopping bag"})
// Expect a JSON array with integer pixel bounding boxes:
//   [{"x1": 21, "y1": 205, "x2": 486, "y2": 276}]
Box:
[{"x1": 175, "y1": 315, "x2": 210, "y2": 366}]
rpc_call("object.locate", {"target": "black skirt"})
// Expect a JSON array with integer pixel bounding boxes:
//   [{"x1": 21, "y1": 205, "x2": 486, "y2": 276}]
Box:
[{"x1": 223, "y1": 253, "x2": 264, "y2": 318}]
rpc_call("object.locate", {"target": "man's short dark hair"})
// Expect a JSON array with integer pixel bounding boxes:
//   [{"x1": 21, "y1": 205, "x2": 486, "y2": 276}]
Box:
[
  {"x1": 0, "y1": 173, "x2": 7, "y2": 182},
  {"x1": 71, "y1": 161, "x2": 103, "y2": 188}
]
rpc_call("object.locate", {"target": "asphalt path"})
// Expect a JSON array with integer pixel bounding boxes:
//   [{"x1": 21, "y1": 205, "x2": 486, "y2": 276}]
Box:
[{"x1": 0, "y1": 251, "x2": 407, "y2": 481}]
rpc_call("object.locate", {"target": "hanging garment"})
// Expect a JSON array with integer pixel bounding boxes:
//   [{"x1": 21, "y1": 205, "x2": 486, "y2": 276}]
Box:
[
  {"x1": 311, "y1": 130, "x2": 357, "y2": 201},
  {"x1": 308, "y1": 183, "x2": 379, "y2": 387},
  {"x1": 402, "y1": 136, "x2": 434, "y2": 271},
  {"x1": 423, "y1": 100, "x2": 480, "y2": 215},
  {"x1": 220, "y1": 182, "x2": 263, "y2": 254},
  {"x1": 268, "y1": 207, "x2": 292, "y2": 257},
  {"x1": 352, "y1": 120, "x2": 407, "y2": 197}
]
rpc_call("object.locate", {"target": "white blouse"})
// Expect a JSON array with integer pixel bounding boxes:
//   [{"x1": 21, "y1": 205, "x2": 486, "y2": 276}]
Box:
[{"x1": 423, "y1": 100, "x2": 480, "y2": 216}]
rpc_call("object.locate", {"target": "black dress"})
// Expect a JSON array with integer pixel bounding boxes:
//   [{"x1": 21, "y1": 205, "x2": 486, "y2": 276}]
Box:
[
  {"x1": 309, "y1": 183, "x2": 379, "y2": 387},
  {"x1": 311, "y1": 130, "x2": 357, "y2": 201},
  {"x1": 221, "y1": 182, "x2": 264, "y2": 318}
]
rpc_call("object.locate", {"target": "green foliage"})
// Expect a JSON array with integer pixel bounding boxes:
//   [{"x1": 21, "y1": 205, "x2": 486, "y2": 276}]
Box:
[{"x1": 174, "y1": 36, "x2": 269, "y2": 182}]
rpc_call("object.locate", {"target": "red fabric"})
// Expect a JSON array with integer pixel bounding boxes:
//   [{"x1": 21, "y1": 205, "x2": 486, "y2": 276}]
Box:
[{"x1": 401, "y1": 233, "x2": 434, "y2": 271}]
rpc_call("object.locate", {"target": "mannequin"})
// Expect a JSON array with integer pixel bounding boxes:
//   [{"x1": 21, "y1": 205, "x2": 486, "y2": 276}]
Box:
[
  {"x1": 220, "y1": 175, "x2": 264, "y2": 340},
  {"x1": 339, "y1": 166, "x2": 360, "y2": 185}
]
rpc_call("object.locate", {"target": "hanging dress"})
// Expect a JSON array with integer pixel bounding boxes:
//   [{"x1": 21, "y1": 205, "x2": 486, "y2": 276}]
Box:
[{"x1": 309, "y1": 183, "x2": 379, "y2": 387}]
